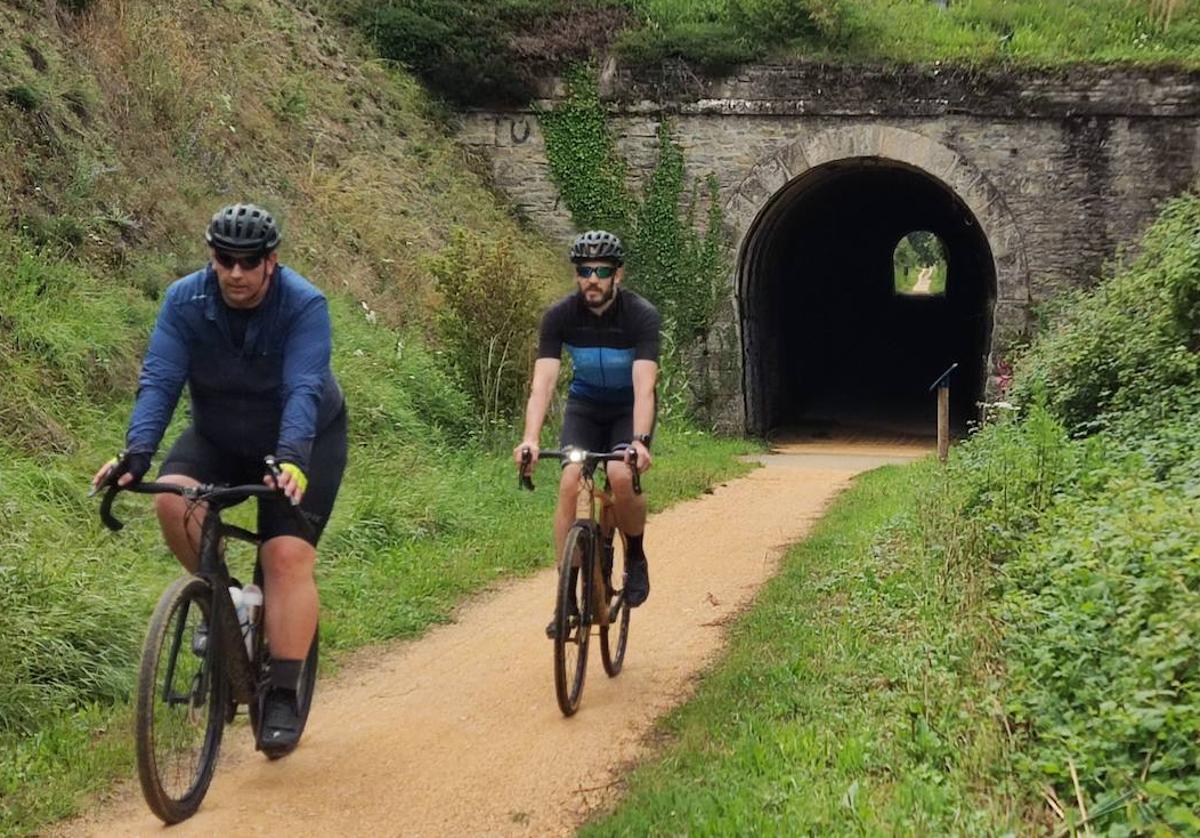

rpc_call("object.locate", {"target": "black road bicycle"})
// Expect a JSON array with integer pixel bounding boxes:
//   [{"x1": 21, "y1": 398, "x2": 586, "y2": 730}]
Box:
[
  {"x1": 520, "y1": 447, "x2": 641, "y2": 716},
  {"x1": 96, "y1": 457, "x2": 318, "y2": 824}
]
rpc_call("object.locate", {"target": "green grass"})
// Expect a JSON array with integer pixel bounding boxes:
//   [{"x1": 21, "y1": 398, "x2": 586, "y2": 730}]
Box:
[
  {"x1": 341, "y1": 0, "x2": 1200, "y2": 106},
  {"x1": 0, "y1": 427, "x2": 755, "y2": 835},
  {"x1": 0, "y1": 0, "x2": 759, "y2": 830},
  {"x1": 0, "y1": 238, "x2": 757, "y2": 833},
  {"x1": 587, "y1": 188, "x2": 1200, "y2": 835},
  {"x1": 621, "y1": 0, "x2": 1200, "y2": 68},
  {"x1": 584, "y1": 461, "x2": 1021, "y2": 835}
]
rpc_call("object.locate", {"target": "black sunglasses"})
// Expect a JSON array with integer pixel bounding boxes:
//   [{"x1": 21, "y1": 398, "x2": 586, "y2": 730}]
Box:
[
  {"x1": 575, "y1": 265, "x2": 617, "y2": 279},
  {"x1": 213, "y1": 249, "x2": 266, "y2": 271}
]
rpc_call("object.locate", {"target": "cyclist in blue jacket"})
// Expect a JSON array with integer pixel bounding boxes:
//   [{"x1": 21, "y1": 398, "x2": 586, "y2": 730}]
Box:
[
  {"x1": 514, "y1": 231, "x2": 660, "y2": 637},
  {"x1": 92, "y1": 203, "x2": 347, "y2": 750}
]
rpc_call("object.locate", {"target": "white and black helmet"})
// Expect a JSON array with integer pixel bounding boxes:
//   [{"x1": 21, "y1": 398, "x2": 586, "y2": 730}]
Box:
[
  {"x1": 205, "y1": 203, "x2": 281, "y2": 252},
  {"x1": 569, "y1": 230, "x2": 624, "y2": 265}
]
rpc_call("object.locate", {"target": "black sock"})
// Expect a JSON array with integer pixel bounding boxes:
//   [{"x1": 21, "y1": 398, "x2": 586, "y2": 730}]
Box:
[
  {"x1": 626, "y1": 533, "x2": 645, "y2": 562},
  {"x1": 269, "y1": 658, "x2": 303, "y2": 692}
]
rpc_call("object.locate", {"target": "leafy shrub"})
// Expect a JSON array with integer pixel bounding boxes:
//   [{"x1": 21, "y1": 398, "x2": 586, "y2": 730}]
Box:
[
  {"x1": 925, "y1": 191, "x2": 1200, "y2": 830},
  {"x1": 940, "y1": 405, "x2": 1200, "y2": 831},
  {"x1": 5, "y1": 84, "x2": 44, "y2": 112},
  {"x1": 728, "y1": 0, "x2": 848, "y2": 44},
  {"x1": 615, "y1": 20, "x2": 758, "y2": 71},
  {"x1": 350, "y1": 0, "x2": 629, "y2": 105},
  {"x1": 354, "y1": 0, "x2": 533, "y2": 105},
  {"x1": 426, "y1": 229, "x2": 540, "y2": 432},
  {"x1": 1010, "y1": 192, "x2": 1200, "y2": 433}
]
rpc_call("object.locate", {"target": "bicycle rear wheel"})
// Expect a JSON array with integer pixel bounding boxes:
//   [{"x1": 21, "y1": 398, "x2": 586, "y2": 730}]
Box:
[
  {"x1": 600, "y1": 533, "x2": 631, "y2": 677},
  {"x1": 554, "y1": 524, "x2": 593, "y2": 716},
  {"x1": 135, "y1": 575, "x2": 228, "y2": 825}
]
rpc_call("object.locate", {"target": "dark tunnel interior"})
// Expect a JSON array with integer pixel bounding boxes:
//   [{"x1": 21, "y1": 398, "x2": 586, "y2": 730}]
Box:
[{"x1": 740, "y1": 159, "x2": 996, "y2": 438}]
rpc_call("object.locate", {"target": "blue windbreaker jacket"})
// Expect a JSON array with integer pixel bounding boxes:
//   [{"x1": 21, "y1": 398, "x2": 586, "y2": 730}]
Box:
[{"x1": 125, "y1": 265, "x2": 344, "y2": 472}]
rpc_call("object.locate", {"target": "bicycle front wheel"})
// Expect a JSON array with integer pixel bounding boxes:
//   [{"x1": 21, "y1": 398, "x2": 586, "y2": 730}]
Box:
[
  {"x1": 135, "y1": 575, "x2": 228, "y2": 824},
  {"x1": 554, "y1": 524, "x2": 593, "y2": 716}
]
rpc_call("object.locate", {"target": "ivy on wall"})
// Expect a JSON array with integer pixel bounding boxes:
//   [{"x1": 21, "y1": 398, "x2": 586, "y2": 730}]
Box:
[
  {"x1": 539, "y1": 66, "x2": 731, "y2": 417},
  {"x1": 539, "y1": 66, "x2": 634, "y2": 232}
]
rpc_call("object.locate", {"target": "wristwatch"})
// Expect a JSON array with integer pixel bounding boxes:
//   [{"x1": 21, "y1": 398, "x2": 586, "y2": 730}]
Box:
[{"x1": 634, "y1": 433, "x2": 652, "y2": 449}]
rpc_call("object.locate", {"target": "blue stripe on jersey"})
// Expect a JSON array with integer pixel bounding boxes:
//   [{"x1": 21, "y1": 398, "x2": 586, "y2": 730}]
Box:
[{"x1": 565, "y1": 344, "x2": 636, "y2": 403}]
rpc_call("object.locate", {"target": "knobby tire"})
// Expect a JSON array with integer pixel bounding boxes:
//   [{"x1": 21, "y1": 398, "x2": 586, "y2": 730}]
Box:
[
  {"x1": 555, "y1": 524, "x2": 592, "y2": 716},
  {"x1": 134, "y1": 575, "x2": 228, "y2": 825}
]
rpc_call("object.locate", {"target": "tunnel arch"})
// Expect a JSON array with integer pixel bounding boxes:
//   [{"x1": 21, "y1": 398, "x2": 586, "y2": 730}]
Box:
[{"x1": 725, "y1": 127, "x2": 1031, "y2": 436}]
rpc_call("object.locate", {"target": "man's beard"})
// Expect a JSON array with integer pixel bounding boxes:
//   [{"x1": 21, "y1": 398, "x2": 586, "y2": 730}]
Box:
[{"x1": 581, "y1": 283, "x2": 616, "y2": 310}]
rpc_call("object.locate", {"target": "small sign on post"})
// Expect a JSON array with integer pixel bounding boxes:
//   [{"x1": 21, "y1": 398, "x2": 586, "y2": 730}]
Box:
[{"x1": 929, "y1": 363, "x2": 958, "y2": 463}]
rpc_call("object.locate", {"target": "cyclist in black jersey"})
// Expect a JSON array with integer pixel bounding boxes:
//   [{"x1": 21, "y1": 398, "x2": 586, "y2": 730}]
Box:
[{"x1": 514, "y1": 231, "x2": 661, "y2": 637}]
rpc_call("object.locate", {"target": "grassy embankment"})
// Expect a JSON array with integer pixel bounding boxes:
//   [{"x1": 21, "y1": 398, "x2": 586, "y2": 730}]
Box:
[
  {"x1": 340, "y1": 0, "x2": 1200, "y2": 108},
  {"x1": 586, "y1": 194, "x2": 1200, "y2": 834},
  {"x1": 622, "y1": 0, "x2": 1200, "y2": 68},
  {"x1": 0, "y1": 1, "x2": 755, "y2": 832}
]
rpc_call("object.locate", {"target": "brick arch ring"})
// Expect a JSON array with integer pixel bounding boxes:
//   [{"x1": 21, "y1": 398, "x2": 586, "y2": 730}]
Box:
[{"x1": 723, "y1": 124, "x2": 1031, "y2": 317}]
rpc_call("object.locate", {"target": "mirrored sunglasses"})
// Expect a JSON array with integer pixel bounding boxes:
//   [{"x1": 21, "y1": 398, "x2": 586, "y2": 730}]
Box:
[{"x1": 575, "y1": 265, "x2": 617, "y2": 279}]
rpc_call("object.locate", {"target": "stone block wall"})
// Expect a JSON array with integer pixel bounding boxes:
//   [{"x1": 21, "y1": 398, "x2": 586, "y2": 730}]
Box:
[{"x1": 459, "y1": 62, "x2": 1200, "y2": 431}]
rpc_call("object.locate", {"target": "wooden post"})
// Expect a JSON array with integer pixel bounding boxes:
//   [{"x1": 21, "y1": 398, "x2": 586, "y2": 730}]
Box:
[
  {"x1": 929, "y1": 363, "x2": 958, "y2": 464},
  {"x1": 937, "y1": 386, "x2": 950, "y2": 463}
]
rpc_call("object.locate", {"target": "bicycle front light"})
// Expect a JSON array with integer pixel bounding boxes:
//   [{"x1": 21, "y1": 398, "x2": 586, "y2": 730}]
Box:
[{"x1": 568, "y1": 449, "x2": 586, "y2": 464}]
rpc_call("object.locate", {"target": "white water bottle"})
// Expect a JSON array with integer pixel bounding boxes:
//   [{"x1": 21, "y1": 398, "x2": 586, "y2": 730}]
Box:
[
  {"x1": 241, "y1": 584, "x2": 263, "y2": 659},
  {"x1": 228, "y1": 585, "x2": 254, "y2": 659}
]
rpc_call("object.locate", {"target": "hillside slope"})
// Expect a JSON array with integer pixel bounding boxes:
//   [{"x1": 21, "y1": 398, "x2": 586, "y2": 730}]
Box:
[{"x1": 0, "y1": 1, "x2": 755, "y2": 831}]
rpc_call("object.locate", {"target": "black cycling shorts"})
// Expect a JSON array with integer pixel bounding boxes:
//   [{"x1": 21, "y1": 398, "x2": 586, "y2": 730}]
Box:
[
  {"x1": 559, "y1": 397, "x2": 654, "y2": 456},
  {"x1": 158, "y1": 410, "x2": 348, "y2": 546}
]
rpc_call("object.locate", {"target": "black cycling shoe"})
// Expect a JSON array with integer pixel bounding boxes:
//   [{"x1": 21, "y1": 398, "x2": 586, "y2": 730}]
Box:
[
  {"x1": 624, "y1": 556, "x2": 650, "y2": 607},
  {"x1": 260, "y1": 687, "x2": 302, "y2": 751},
  {"x1": 545, "y1": 601, "x2": 581, "y2": 640}
]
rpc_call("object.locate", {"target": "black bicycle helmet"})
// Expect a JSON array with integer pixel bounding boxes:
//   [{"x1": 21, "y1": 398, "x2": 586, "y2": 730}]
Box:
[
  {"x1": 204, "y1": 203, "x2": 281, "y2": 252},
  {"x1": 569, "y1": 230, "x2": 623, "y2": 265}
]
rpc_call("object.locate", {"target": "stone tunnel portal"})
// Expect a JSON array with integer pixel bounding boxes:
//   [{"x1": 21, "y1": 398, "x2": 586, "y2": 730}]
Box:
[{"x1": 740, "y1": 159, "x2": 996, "y2": 438}]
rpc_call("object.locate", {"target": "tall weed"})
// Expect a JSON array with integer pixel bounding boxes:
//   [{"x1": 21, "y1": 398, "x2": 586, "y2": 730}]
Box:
[{"x1": 426, "y1": 229, "x2": 541, "y2": 436}]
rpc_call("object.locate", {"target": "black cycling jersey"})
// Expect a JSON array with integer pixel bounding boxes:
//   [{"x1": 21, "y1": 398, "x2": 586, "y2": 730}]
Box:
[{"x1": 537, "y1": 289, "x2": 661, "y2": 406}]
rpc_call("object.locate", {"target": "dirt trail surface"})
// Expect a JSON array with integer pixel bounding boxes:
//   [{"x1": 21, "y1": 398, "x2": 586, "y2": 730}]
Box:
[
  {"x1": 912, "y1": 265, "x2": 935, "y2": 294},
  {"x1": 65, "y1": 440, "x2": 926, "y2": 838}
]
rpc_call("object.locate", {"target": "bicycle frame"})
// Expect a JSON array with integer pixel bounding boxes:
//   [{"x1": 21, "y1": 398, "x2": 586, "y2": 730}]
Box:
[
  {"x1": 195, "y1": 501, "x2": 262, "y2": 706},
  {"x1": 571, "y1": 466, "x2": 615, "y2": 628},
  {"x1": 99, "y1": 474, "x2": 310, "y2": 706},
  {"x1": 522, "y1": 447, "x2": 641, "y2": 628}
]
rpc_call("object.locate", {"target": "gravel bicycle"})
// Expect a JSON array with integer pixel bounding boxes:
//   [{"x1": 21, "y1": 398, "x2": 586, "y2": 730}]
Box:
[
  {"x1": 520, "y1": 447, "x2": 640, "y2": 716},
  {"x1": 95, "y1": 457, "x2": 318, "y2": 824}
]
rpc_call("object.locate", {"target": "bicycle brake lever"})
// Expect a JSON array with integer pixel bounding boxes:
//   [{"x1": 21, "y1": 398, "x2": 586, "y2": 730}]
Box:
[
  {"x1": 518, "y1": 449, "x2": 535, "y2": 491},
  {"x1": 516, "y1": 444, "x2": 535, "y2": 489},
  {"x1": 262, "y1": 456, "x2": 301, "y2": 506},
  {"x1": 627, "y1": 449, "x2": 643, "y2": 495}
]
